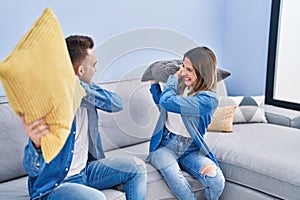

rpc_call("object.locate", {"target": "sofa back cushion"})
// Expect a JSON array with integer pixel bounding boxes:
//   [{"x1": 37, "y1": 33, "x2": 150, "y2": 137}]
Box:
[
  {"x1": 97, "y1": 78, "x2": 159, "y2": 152},
  {"x1": 0, "y1": 97, "x2": 28, "y2": 183},
  {"x1": 216, "y1": 80, "x2": 227, "y2": 97},
  {"x1": 97, "y1": 78, "x2": 228, "y2": 152}
]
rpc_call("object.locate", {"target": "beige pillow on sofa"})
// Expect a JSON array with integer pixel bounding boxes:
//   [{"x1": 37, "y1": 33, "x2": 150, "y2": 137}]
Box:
[
  {"x1": 208, "y1": 105, "x2": 236, "y2": 132},
  {"x1": 0, "y1": 8, "x2": 85, "y2": 163}
]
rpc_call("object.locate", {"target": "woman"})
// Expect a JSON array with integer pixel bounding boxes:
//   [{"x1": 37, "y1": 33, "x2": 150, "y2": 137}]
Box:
[{"x1": 148, "y1": 46, "x2": 225, "y2": 200}]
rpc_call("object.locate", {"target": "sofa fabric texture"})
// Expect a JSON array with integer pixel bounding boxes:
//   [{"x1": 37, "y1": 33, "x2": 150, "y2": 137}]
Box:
[{"x1": 1, "y1": 78, "x2": 300, "y2": 200}]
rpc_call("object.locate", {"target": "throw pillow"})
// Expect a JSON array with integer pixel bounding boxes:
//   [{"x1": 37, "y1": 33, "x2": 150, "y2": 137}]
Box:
[
  {"x1": 0, "y1": 7, "x2": 85, "y2": 163},
  {"x1": 217, "y1": 67, "x2": 231, "y2": 82},
  {"x1": 208, "y1": 105, "x2": 236, "y2": 132},
  {"x1": 141, "y1": 59, "x2": 182, "y2": 82},
  {"x1": 141, "y1": 59, "x2": 231, "y2": 83},
  {"x1": 219, "y1": 96, "x2": 267, "y2": 124}
]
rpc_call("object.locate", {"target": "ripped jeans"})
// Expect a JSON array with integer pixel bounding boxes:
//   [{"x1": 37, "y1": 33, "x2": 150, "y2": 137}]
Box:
[{"x1": 150, "y1": 130, "x2": 225, "y2": 200}]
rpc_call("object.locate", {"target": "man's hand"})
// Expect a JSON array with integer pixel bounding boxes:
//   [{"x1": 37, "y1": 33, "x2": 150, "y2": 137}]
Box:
[{"x1": 21, "y1": 115, "x2": 49, "y2": 149}]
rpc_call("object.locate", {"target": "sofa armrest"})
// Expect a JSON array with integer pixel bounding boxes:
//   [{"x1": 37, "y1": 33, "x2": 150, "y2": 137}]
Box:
[{"x1": 264, "y1": 104, "x2": 300, "y2": 129}]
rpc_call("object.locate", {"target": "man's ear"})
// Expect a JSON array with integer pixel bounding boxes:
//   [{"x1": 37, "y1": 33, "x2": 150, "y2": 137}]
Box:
[{"x1": 77, "y1": 65, "x2": 84, "y2": 76}]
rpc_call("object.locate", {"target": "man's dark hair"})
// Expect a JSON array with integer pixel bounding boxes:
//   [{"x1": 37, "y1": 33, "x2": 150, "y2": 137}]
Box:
[{"x1": 65, "y1": 35, "x2": 94, "y2": 67}]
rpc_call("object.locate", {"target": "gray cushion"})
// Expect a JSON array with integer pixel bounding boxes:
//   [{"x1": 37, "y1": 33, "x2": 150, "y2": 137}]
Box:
[
  {"x1": 141, "y1": 59, "x2": 182, "y2": 82},
  {"x1": 216, "y1": 67, "x2": 231, "y2": 82},
  {"x1": 0, "y1": 97, "x2": 28, "y2": 183},
  {"x1": 141, "y1": 59, "x2": 231, "y2": 83},
  {"x1": 206, "y1": 123, "x2": 300, "y2": 200}
]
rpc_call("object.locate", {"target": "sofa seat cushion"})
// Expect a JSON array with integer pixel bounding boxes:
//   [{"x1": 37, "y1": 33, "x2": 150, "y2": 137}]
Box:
[
  {"x1": 206, "y1": 123, "x2": 300, "y2": 200},
  {"x1": 220, "y1": 181, "x2": 281, "y2": 200},
  {"x1": 0, "y1": 176, "x2": 125, "y2": 200},
  {"x1": 0, "y1": 176, "x2": 29, "y2": 200},
  {"x1": 101, "y1": 189, "x2": 125, "y2": 200}
]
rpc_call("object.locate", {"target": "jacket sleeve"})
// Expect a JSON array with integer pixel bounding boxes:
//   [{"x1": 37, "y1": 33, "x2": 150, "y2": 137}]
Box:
[
  {"x1": 150, "y1": 83, "x2": 162, "y2": 104},
  {"x1": 22, "y1": 140, "x2": 46, "y2": 177},
  {"x1": 80, "y1": 81, "x2": 123, "y2": 112},
  {"x1": 159, "y1": 75, "x2": 218, "y2": 117}
]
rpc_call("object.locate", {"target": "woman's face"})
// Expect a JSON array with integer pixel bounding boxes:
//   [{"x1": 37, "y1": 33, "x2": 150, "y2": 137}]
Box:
[{"x1": 182, "y1": 57, "x2": 197, "y2": 89}]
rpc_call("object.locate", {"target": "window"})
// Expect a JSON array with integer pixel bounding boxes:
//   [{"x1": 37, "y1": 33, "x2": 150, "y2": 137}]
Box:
[{"x1": 266, "y1": 0, "x2": 300, "y2": 111}]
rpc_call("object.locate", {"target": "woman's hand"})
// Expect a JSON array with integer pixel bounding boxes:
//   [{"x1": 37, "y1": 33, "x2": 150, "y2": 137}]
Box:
[
  {"x1": 21, "y1": 115, "x2": 49, "y2": 149},
  {"x1": 174, "y1": 65, "x2": 183, "y2": 78},
  {"x1": 150, "y1": 80, "x2": 159, "y2": 85}
]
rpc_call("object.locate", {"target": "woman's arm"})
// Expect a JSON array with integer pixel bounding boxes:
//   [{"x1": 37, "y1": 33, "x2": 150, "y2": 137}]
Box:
[
  {"x1": 159, "y1": 75, "x2": 218, "y2": 116},
  {"x1": 80, "y1": 81, "x2": 123, "y2": 112},
  {"x1": 150, "y1": 80, "x2": 162, "y2": 104}
]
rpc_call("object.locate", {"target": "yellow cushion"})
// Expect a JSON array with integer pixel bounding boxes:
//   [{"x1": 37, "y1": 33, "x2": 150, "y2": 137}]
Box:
[
  {"x1": 0, "y1": 7, "x2": 85, "y2": 163},
  {"x1": 208, "y1": 105, "x2": 236, "y2": 132}
]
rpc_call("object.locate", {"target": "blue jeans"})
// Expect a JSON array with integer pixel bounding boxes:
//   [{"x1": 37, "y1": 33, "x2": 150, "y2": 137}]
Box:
[
  {"x1": 43, "y1": 156, "x2": 147, "y2": 200},
  {"x1": 150, "y1": 130, "x2": 225, "y2": 200}
]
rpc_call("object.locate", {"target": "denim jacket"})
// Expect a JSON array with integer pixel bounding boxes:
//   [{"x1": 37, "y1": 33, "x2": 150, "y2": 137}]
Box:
[
  {"x1": 149, "y1": 75, "x2": 219, "y2": 166},
  {"x1": 22, "y1": 82, "x2": 123, "y2": 200}
]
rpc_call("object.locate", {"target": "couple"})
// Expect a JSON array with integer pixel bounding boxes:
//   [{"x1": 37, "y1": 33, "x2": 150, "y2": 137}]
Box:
[{"x1": 22, "y1": 35, "x2": 225, "y2": 200}]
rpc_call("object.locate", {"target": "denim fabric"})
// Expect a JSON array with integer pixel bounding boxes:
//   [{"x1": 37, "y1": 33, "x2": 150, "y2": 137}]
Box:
[
  {"x1": 148, "y1": 75, "x2": 224, "y2": 199},
  {"x1": 23, "y1": 82, "x2": 146, "y2": 200},
  {"x1": 42, "y1": 171, "x2": 106, "y2": 200},
  {"x1": 42, "y1": 157, "x2": 147, "y2": 200},
  {"x1": 150, "y1": 130, "x2": 225, "y2": 200},
  {"x1": 86, "y1": 157, "x2": 146, "y2": 200},
  {"x1": 149, "y1": 75, "x2": 220, "y2": 166}
]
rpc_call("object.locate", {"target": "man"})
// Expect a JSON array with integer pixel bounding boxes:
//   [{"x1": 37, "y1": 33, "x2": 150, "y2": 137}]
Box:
[{"x1": 22, "y1": 35, "x2": 147, "y2": 200}]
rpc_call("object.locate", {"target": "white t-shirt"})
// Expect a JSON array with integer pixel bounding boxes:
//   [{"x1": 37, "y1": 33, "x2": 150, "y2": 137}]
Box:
[
  {"x1": 66, "y1": 107, "x2": 89, "y2": 178},
  {"x1": 165, "y1": 87, "x2": 191, "y2": 138},
  {"x1": 165, "y1": 111, "x2": 191, "y2": 138}
]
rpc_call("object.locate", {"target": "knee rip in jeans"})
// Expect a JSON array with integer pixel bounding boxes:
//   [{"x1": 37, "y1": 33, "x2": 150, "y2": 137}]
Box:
[{"x1": 199, "y1": 164, "x2": 217, "y2": 177}]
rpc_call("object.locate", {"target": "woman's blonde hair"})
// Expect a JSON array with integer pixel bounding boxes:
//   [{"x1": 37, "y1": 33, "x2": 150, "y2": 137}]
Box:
[{"x1": 179, "y1": 46, "x2": 217, "y2": 95}]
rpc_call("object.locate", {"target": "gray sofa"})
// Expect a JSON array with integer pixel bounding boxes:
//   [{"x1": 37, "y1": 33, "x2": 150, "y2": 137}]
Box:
[{"x1": 1, "y1": 78, "x2": 300, "y2": 200}]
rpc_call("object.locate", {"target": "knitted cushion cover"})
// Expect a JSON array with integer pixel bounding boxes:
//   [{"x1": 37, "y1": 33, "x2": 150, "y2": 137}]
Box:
[
  {"x1": 0, "y1": 7, "x2": 85, "y2": 163},
  {"x1": 141, "y1": 59, "x2": 231, "y2": 83},
  {"x1": 208, "y1": 105, "x2": 236, "y2": 132}
]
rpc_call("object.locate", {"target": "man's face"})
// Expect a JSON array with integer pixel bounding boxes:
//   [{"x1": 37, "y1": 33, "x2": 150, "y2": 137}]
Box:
[{"x1": 79, "y1": 48, "x2": 97, "y2": 84}]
